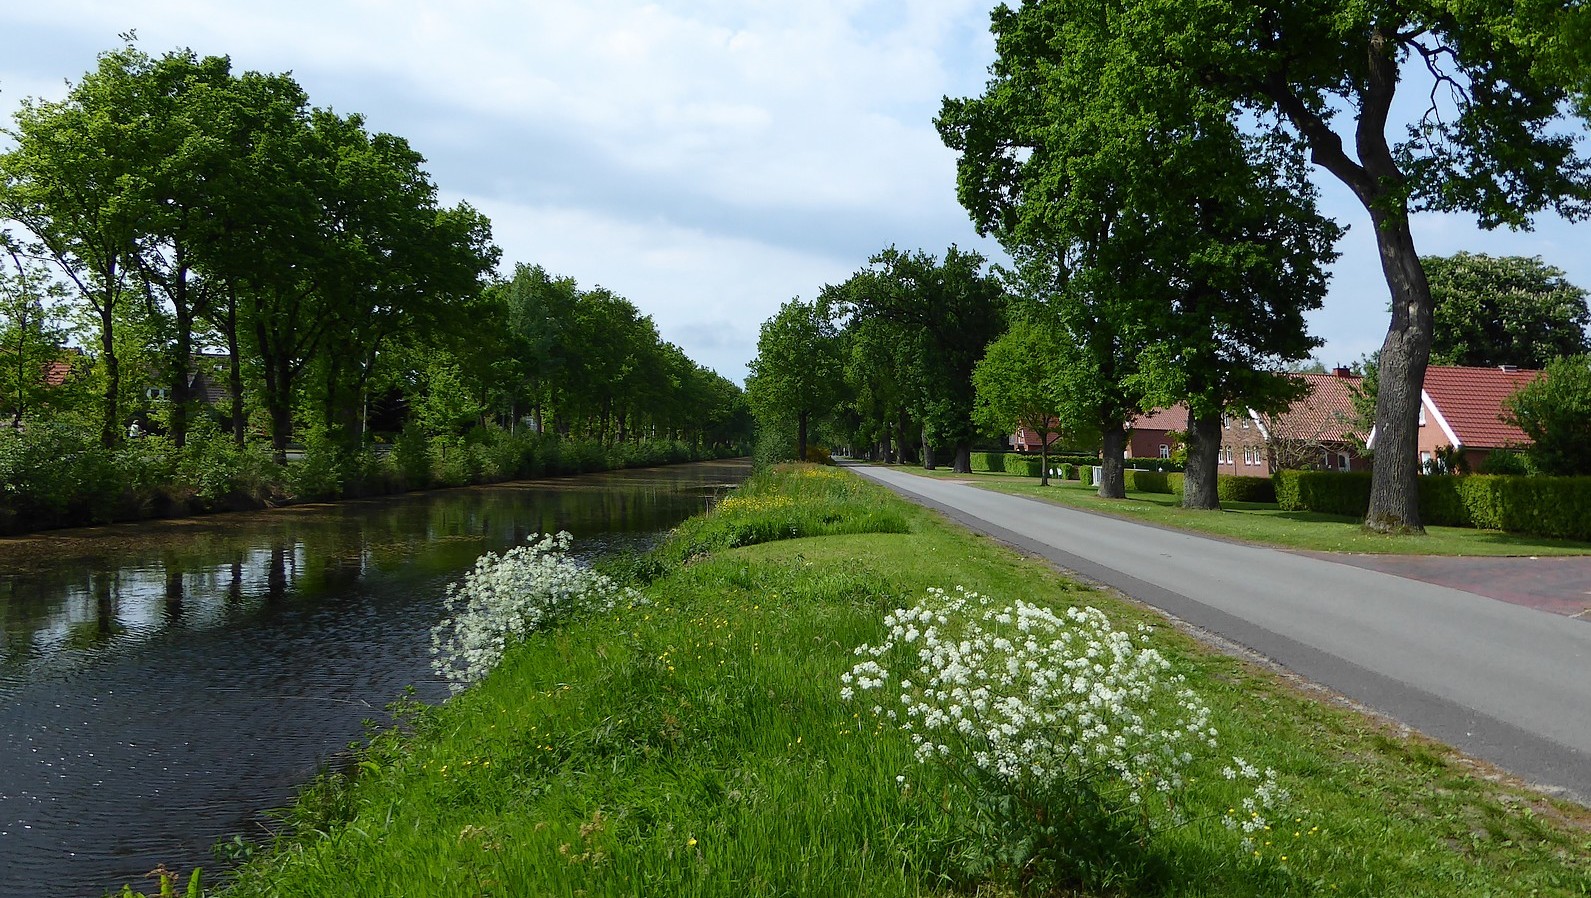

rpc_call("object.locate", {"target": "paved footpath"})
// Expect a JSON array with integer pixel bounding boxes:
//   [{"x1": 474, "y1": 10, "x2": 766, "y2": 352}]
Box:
[{"x1": 844, "y1": 463, "x2": 1591, "y2": 802}]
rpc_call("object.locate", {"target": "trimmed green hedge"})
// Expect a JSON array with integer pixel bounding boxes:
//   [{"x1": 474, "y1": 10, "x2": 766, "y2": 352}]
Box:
[
  {"x1": 1273, "y1": 470, "x2": 1591, "y2": 542},
  {"x1": 970, "y1": 451, "x2": 1100, "y2": 478},
  {"x1": 1124, "y1": 471, "x2": 1277, "y2": 504},
  {"x1": 1124, "y1": 470, "x2": 1174, "y2": 493},
  {"x1": 969, "y1": 452, "x2": 1042, "y2": 476},
  {"x1": 1125, "y1": 457, "x2": 1185, "y2": 472},
  {"x1": 1219, "y1": 475, "x2": 1277, "y2": 504}
]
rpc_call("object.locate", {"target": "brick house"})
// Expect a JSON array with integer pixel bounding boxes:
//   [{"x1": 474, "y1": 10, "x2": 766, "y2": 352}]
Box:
[
  {"x1": 1128, "y1": 370, "x2": 1368, "y2": 476},
  {"x1": 1369, "y1": 365, "x2": 1541, "y2": 472}
]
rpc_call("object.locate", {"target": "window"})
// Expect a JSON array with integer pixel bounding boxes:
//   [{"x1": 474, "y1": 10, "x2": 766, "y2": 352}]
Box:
[
  {"x1": 1337, "y1": 452, "x2": 1351, "y2": 471},
  {"x1": 1158, "y1": 444, "x2": 1170, "y2": 459},
  {"x1": 1243, "y1": 447, "x2": 1252, "y2": 466},
  {"x1": 1418, "y1": 405, "x2": 1426, "y2": 426}
]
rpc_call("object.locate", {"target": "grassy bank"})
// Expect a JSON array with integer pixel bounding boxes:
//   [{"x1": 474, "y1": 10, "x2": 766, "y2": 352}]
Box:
[
  {"x1": 212, "y1": 465, "x2": 1590, "y2": 898},
  {"x1": 908, "y1": 466, "x2": 1591, "y2": 556}
]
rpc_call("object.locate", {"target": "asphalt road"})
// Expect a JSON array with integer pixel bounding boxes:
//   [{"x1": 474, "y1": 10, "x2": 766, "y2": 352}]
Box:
[{"x1": 845, "y1": 463, "x2": 1591, "y2": 802}]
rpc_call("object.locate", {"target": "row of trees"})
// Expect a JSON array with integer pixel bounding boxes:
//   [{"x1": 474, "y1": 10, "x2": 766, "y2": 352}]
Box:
[
  {"x1": 926, "y1": 0, "x2": 1591, "y2": 533},
  {"x1": 1, "y1": 41, "x2": 748, "y2": 463}
]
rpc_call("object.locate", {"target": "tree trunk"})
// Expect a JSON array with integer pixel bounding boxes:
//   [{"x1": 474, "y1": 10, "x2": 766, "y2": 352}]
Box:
[
  {"x1": 99, "y1": 305, "x2": 119, "y2": 448},
  {"x1": 951, "y1": 442, "x2": 972, "y2": 474},
  {"x1": 225, "y1": 294, "x2": 245, "y2": 448},
  {"x1": 1183, "y1": 408, "x2": 1222, "y2": 510},
  {"x1": 1039, "y1": 433, "x2": 1050, "y2": 487},
  {"x1": 1098, "y1": 420, "x2": 1126, "y2": 499},
  {"x1": 1364, "y1": 210, "x2": 1431, "y2": 533},
  {"x1": 167, "y1": 255, "x2": 193, "y2": 449},
  {"x1": 921, "y1": 425, "x2": 936, "y2": 470},
  {"x1": 797, "y1": 409, "x2": 809, "y2": 461}
]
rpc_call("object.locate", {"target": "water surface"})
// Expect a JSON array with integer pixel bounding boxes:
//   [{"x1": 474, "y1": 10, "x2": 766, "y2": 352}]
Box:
[{"x1": 0, "y1": 460, "x2": 748, "y2": 897}]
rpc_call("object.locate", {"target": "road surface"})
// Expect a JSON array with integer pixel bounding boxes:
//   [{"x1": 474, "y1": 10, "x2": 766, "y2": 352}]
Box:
[{"x1": 845, "y1": 463, "x2": 1591, "y2": 802}]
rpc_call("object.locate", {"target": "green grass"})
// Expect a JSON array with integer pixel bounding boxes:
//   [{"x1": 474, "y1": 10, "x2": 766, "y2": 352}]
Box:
[
  {"x1": 217, "y1": 464, "x2": 1591, "y2": 897},
  {"x1": 908, "y1": 466, "x2": 1591, "y2": 556}
]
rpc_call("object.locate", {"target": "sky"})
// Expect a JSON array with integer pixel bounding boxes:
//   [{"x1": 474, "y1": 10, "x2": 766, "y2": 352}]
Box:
[{"x1": 2, "y1": 1, "x2": 1587, "y2": 384}]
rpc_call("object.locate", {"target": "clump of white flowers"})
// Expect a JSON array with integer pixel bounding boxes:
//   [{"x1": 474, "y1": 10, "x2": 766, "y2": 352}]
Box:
[
  {"x1": 845, "y1": 586, "x2": 1297, "y2": 882},
  {"x1": 846, "y1": 586, "x2": 1218, "y2": 809},
  {"x1": 430, "y1": 532, "x2": 640, "y2": 693}
]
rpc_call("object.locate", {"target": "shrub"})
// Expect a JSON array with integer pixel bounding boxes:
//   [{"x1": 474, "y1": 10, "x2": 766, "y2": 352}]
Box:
[
  {"x1": 804, "y1": 444, "x2": 834, "y2": 465},
  {"x1": 969, "y1": 451, "x2": 1041, "y2": 476},
  {"x1": 1273, "y1": 470, "x2": 1372, "y2": 517},
  {"x1": 1125, "y1": 470, "x2": 1173, "y2": 493},
  {"x1": 1218, "y1": 475, "x2": 1276, "y2": 504},
  {"x1": 1478, "y1": 449, "x2": 1529, "y2": 476},
  {"x1": 1125, "y1": 457, "x2": 1184, "y2": 472}
]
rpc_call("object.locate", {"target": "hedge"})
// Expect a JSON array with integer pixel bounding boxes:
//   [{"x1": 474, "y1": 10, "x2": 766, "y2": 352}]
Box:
[
  {"x1": 1124, "y1": 471, "x2": 1277, "y2": 504},
  {"x1": 970, "y1": 451, "x2": 1100, "y2": 478},
  {"x1": 969, "y1": 451, "x2": 1042, "y2": 476},
  {"x1": 1272, "y1": 470, "x2": 1591, "y2": 542},
  {"x1": 1125, "y1": 457, "x2": 1185, "y2": 472}
]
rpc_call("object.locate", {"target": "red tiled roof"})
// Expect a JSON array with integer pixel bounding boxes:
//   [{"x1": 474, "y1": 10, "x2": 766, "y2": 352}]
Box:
[
  {"x1": 1129, "y1": 403, "x2": 1188, "y2": 432},
  {"x1": 1264, "y1": 373, "x2": 1364, "y2": 444},
  {"x1": 1423, "y1": 365, "x2": 1541, "y2": 450},
  {"x1": 42, "y1": 360, "x2": 72, "y2": 386}
]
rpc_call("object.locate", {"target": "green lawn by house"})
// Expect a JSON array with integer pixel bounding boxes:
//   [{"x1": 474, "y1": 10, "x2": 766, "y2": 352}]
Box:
[{"x1": 901, "y1": 466, "x2": 1591, "y2": 556}]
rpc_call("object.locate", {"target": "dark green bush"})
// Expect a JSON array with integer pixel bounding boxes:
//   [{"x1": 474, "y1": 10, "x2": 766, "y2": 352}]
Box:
[
  {"x1": 1125, "y1": 457, "x2": 1184, "y2": 472},
  {"x1": 1124, "y1": 470, "x2": 1173, "y2": 493},
  {"x1": 1478, "y1": 449, "x2": 1529, "y2": 476},
  {"x1": 1218, "y1": 475, "x2": 1277, "y2": 504},
  {"x1": 1274, "y1": 469, "x2": 1590, "y2": 541},
  {"x1": 969, "y1": 451, "x2": 1042, "y2": 476},
  {"x1": 1273, "y1": 470, "x2": 1373, "y2": 517}
]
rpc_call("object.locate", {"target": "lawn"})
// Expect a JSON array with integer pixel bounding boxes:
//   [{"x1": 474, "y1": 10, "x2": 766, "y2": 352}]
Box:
[
  {"x1": 902, "y1": 465, "x2": 1591, "y2": 556},
  {"x1": 210, "y1": 465, "x2": 1591, "y2": 898}
]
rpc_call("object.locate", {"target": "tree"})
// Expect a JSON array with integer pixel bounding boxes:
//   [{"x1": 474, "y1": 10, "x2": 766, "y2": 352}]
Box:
[
  {"x1": 1426, "y1": 253, "x2": 1591, "y2": 369},
  {"x1": 1503, "y1": 355, "x2": 1591, "y2": 476},
  {"x1": 0, "y1": 244, "x2": 70, "y2": 426},
  {"x1": 973, "y1": 317, "x2": 1068, "y2": 485},
  {"x1": 938, "y1": 3, "x2": 1338, "y2": 504},
  {"x1": 0, "y1": 41, "x2": 158, "y2": 447},
  {"x1": 1178, "y1": 2, "x2": 1590, "y2": 531},
  {"x1": 831, "y1": 247, "x2": 1005, "y2": 473},
  {"x1": 746, "y1": 298, "x2": 844, "y2": 462}
]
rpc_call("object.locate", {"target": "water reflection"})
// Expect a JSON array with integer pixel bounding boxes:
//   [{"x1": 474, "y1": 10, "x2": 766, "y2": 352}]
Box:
[{"x1": 0, "y1": 460, "x2": 747, "y2": 898}]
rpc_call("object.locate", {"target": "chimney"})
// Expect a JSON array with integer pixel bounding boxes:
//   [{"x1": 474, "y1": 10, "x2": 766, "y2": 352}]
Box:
[{"x1": 1332, "y1": 366, "x2": 1352, "y2": 378}]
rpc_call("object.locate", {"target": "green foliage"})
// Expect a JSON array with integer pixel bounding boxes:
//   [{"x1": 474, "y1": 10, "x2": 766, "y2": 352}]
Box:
[
  {"x1": 968, "y1": 451, "x2": 1041, "y2": 477},
  {"x1": 659, "y1": 464, "x2": 911, "y2": 567},
  {"x1": 1273, "y1": 471, "x2": 1374, "y2": 518},
  {"x1": 1478, "y1": 449, "x2": 1530, "y2": 477},
  {"x1": 1277, "y1": 469, "x2": 1591, "y2": 541},
  {"x1": 1217, "y1": 476, "x2": 1277, "y2": 505},
  {"x1": 746, "y1": 297, "x2": 845, "y2": 460},
  {"x1": 1503, "y1": 355, "x2": 1591, "y2": 476},
  {"x1": 1426, "y1": 253, "x2": 1591, "y2": 368},
  {"x1": 116, "y1": 866, "x2": 203, "y2": 898}
]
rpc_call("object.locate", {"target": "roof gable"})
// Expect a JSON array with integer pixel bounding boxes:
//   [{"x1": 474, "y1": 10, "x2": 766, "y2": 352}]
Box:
[
  {"x1": 1260, "y1": 373, "x2": 1364, "y2": 444},
  {"x1": 1421, "y1": 366, "x2": 1541, "y2": 450}
]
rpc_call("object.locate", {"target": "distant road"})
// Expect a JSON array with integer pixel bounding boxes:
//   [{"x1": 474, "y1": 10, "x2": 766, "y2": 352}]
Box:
[{"x1": 845, "y1": 463, "x2": 1591, "y2": 802}]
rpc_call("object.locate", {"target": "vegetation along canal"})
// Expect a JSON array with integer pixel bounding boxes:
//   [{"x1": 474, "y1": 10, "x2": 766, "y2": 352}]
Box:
[{"x1": 0, "y1": 459, "x2": 749, "y2": 897}]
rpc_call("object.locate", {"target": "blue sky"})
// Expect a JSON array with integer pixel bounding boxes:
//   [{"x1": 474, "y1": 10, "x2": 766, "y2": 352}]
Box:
[{"x1": 3, "y1": 1, "x2": 1586, "y2": 382}]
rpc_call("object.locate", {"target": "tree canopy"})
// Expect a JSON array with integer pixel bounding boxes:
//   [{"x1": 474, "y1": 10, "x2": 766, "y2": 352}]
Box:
[{"x1": 1426, "y1": 253, "x2": 1591, "y2": 369}]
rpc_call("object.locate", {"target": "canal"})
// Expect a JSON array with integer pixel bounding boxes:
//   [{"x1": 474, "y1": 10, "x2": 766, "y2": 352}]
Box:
[{"x1": 0, "y1": 459, "x2": 749, "y2": 897}]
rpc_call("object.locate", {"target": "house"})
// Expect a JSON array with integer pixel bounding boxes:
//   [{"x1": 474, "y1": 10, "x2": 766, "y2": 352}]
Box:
[
  {"x1": 1368, "y1": 364, "x2": 1541, "y2": 472},
  {"x1": 1126, "y1": 404, "x2": 1189, "y2": 461},
  {"x1": 1245, "y1": 370, "x2": 1367, "y2": 474},
  {"x1": 1127, "y1": 369, "x2": 1368, "y2": 476},
  {"x1": 1011, "y1": 422, "x2": 1063, "y2": 452}
]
